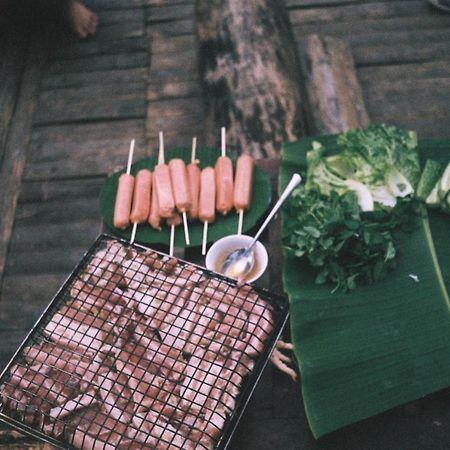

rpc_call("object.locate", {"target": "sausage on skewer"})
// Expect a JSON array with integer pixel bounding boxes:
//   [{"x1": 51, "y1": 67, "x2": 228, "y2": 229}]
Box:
[
  {"x1": 148, "y1": 174, "x2": 161, "y2": 230},
  {"x1": 113, "y1": 139, "x2": 136, "y2": 230},
  {"x1": 215, "y1": 127, "x2": 234, "y2": 216},
  {"x1": 154, "y1": 132, "x2": 175, "y2": 219},
  {"x1": 187, "y1": 137, "x2": 200, "y2": 220},
  {"x1": 130, "y1": 169, "x2": 152, "y2": 224},
  {"x1": 169, "y1": 158, "x2": 191, "y2": 245},
  {"x1": 233, "y1": 154, "x2": 255, "y2": 235}
]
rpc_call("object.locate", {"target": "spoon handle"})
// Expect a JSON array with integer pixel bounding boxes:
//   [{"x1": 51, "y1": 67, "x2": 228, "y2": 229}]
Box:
[{"x1": 249, "y1": 173, "x2": 302, "y2": 249}]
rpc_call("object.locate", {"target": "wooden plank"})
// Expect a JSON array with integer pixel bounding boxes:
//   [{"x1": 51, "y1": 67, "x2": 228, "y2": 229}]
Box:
[
  {"x1": 0, "y1": 34, "x2": 27, "y2": 163},
  {"x1": 147, "y1": 79, "x2": 201, "y2": 101},
  {"x1": 150, "y1": 34, "x2": 196, "y2": 55},
  {"x1": 289, "y1": 1, "x2": 430, "y2": 26},
  {"x1": 0, "y1": 38, "x2": 47, "y2": 288},
  {"x1": 8, "y1": 219, "x2": 102, "y2": 254},
  {"x1": 33, "y1": 90, "x2": 146, "y2": 124},
  {"x1": 24, "y1": 119, "x2": 147, "y2": 180},
  {"x1": 50, "y1": 36, "x2": 147, "y2": 60},
  {"x1": 5, "y1": 245, "x2": 92, "y2": 276},
  {"x1": 147, "y1": 98, "x2": 205, "y2": 136},
  {"x1": 358, "y1": 60, "x2": 450, "y2": 82},
  {"x1": 18, "y1": 178, "x2": 107, "y2": 203},
  {"x1": 82, "y1": 0, "x2": 144, "y2": 10},
  {"x1": 41, "y1": 67, "x2": 148, "y2": 90},
  {"x1": 147, "y1": 3, "x2": 194, "y2": 22},
  {"x1": 286, "y1": 0, "x2": 362, "y2": 6},
  {"x1": 92, "y1": 7, "x2": 145, "y2": 25},
  {"x1": 0, "y1": 273, "x2": 68, "y2": 330},
  {"x1": 142, "y1": 0, "x2": 193, "y2": 5},
  {"x1": 13, "y1": 196, "x2": 99, "y2": 226},
  {"x1": 367, "y1": 92, "x2": 450, "y2": 119},
  {"x1": 351, "y1": 40, "x2": 450, "y2": 66},
  {"x1": 147, "y1": 128, "x2": 206, "y2": 153},
  {"x1": 46, "y1": 51, "x2": 148, "y2": 74},
  {"x1": 0, "y1": 330, "x2": 29, "y2": 371},
  {"x1": 146, "y1": 18, "x2": 194, "y2": 36},
  {"x1": 362, "y1": 77, "x2": 450, "y2": 101},
  {"x1": 148, "y1": 129, "x2": 206, "y2": 156},
  {"x1": 292, "y1": 14, "x2": 450, "y2": 38}
]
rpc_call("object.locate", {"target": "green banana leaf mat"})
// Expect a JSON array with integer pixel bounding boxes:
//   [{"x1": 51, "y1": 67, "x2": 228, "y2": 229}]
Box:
[{"x1": 280, "y1": 136, "x2": 450, "y2": 438}]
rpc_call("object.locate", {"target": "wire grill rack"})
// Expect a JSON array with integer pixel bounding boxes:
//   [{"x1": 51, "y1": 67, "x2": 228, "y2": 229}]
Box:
[{"x1": 0, "y1": 234, "x2": 289, "y2": 450}]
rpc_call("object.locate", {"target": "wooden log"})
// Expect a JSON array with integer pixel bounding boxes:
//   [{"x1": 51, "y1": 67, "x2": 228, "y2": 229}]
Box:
[
  {"x1": 196, "y1": 0, "x2": 304, "y2": 158},
  {"x1": 297, "y1": 34, "x2": 369, "y2": 135}
]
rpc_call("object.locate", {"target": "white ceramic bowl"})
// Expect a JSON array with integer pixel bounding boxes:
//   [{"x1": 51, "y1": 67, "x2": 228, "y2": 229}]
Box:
[{"x1": 205, "y1": 234, "x2": 268, "y2": 283}]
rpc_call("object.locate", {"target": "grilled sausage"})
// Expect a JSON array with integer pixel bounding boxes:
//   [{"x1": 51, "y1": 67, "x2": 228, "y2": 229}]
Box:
[
  {"x1": 113, "y1": 173, "x2": 135, "y2": 229},
  {"x1": 215, "y1": 156, "x2": 234, "y2": 215},
  {"x1": 130, "y1": 169, "x2": 152, "y2": 224},
  {"x1": 169, "y1": 159, "x2": 192, "y2": 213},
  {"x1": 154, "y1": 164, "x2": 175, "y2": 218},
  {"x1": 199, "y1": 167, "x2": 216, "y2": 223},
  {"x1": 233, "y1": 154, "x2": 254, "y2": 211},
  {"x1": 187, "y1": 162, "x2": 201, "y2": 220},
  {"x1": 148, "y1": 174, "x2": 161, "y2": 230}
]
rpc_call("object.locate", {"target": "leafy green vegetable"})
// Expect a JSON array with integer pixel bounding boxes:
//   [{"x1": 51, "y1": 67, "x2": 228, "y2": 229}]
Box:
[
  {"x1": 282, "y1": 187, "x2": 419, "y2": 292},
  {"x1": 416, "y1": 159, "x2": 443, "y2": 201},
  {"x1": 336, "y1": 124, "x2": 420, "y2": 196},
  {"x1": 283, "y1": 124, "x2": 422, "y2": 292},
  {"x1": 306, "y1": 125, "x2": 420, "y2": 211},
  {"x1": 424, "y1": 162, "x2": 450, "y2": 213}
]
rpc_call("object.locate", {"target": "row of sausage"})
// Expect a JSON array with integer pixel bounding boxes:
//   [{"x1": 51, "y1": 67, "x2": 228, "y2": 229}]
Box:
[{"x1": 113, "y1": 152, "x2": 255, "y2": 233}]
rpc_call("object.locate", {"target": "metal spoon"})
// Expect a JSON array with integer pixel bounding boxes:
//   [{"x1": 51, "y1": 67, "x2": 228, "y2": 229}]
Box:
[{"x1": 222, "y1": 173, "x2": 302, "y2": 280}]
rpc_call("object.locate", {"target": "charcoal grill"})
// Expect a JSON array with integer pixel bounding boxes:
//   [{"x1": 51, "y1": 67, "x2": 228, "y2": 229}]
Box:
[{"x1": 0, "y1": 234, "x2": 289, "y2": 449}]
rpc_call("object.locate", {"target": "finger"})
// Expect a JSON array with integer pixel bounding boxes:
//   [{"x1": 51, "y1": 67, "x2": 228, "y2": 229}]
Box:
[
  {"x1": 271, "y1": 352, "x2": 298, "y2": 382},
  {"x1": 276, "y1": 339, "x2": 294, "y2": 351}
]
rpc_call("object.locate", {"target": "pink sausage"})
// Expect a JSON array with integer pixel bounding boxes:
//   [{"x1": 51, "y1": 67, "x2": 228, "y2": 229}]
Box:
[
  {"x1": 199, "y1": 167, "x2": 216, "y2": 223},
  {"x1": 233, "y1": 154, "x2": 254, "y2": 211},
  {"x1": 130, "y1": 169, "x2": 152, "y2": 224},
  {"x1": 148, "y1": 174, "x2": 161, "y2": 230},
  {"x1": 187, "y1": 162, "x2": 201, "y2": 220},
  {"x1": 154, "y1": 164, "x2": 175, "y2": 218},
  {"x1": 169, "y1": 159, "x2": 192, "y2": 213},
  {"x1": 113, "y1": 173, "x2": 135, "y2": 229},
  {"x1": 215, "y1": 156, "x2": 234, "y2": 215}
]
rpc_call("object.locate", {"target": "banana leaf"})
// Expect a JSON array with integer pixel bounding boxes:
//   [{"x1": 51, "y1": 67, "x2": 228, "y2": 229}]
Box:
[{"x1": 280, "y1": 136, "x2": 450, "y2": 438}]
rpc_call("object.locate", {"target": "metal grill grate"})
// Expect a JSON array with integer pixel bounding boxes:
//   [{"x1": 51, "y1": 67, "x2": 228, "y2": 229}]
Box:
[{"x1": 0, "y1": 234, "x2": 289, "y2": 449}]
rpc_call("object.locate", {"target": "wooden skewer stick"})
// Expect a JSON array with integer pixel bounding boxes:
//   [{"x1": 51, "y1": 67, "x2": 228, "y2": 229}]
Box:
[
  {"x1": 158, "y1": 131, "x2": 164, "y2": 165},
  {"x1": 127, "y1": 139, "x2": 135, "y2": 175},
  {"x1": 202, "y1": 220, "x2": 208, "y2": 256},
  {"x1": 127, "y1": 139, "x2": 137, "y2": 244},
  {"x1": 130, "y1": 222, "x2": 138, "y2": 244},
  {"x1": 191, "y1": 136, "x2": 197, "y2": 163},
  {"x1": 180, "y1": 138, "x2": 198, "y2": 246},
  {"x1": 159, "y1": 131, "x2": 177, "y2": 253},
  {"x1": 182, "y1": 212, "x2": 190, "y2": 245},
  {"x1": 221, "y1": 126, "x2": 226, "y2": 157},
  {"x1": 169, "y1": 220, "x2": 175, "y2": 257},
  {"x1": 237, "y1": 209, "x2": 244, "y2": 235}
]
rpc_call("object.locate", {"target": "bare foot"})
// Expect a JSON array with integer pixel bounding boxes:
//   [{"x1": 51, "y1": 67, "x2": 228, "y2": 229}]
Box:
[{"x1": 67, "y1": 0, "x2": 98, "y2": 39}]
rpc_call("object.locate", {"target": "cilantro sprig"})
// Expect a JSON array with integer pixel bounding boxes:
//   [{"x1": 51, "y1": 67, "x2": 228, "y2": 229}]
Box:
[{"x1": 283, "y1": 187, "x2": 419, "y2": 292}]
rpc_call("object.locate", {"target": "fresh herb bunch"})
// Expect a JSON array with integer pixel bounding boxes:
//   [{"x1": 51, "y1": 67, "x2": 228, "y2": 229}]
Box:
[{"x1": 282, "y1": 186, "x2": 420, "y2": 292}]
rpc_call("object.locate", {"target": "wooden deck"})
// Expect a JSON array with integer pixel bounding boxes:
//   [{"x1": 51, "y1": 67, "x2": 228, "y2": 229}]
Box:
[{"x1": 0, "y1": 0, "x2": 449, "y2": 448}]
